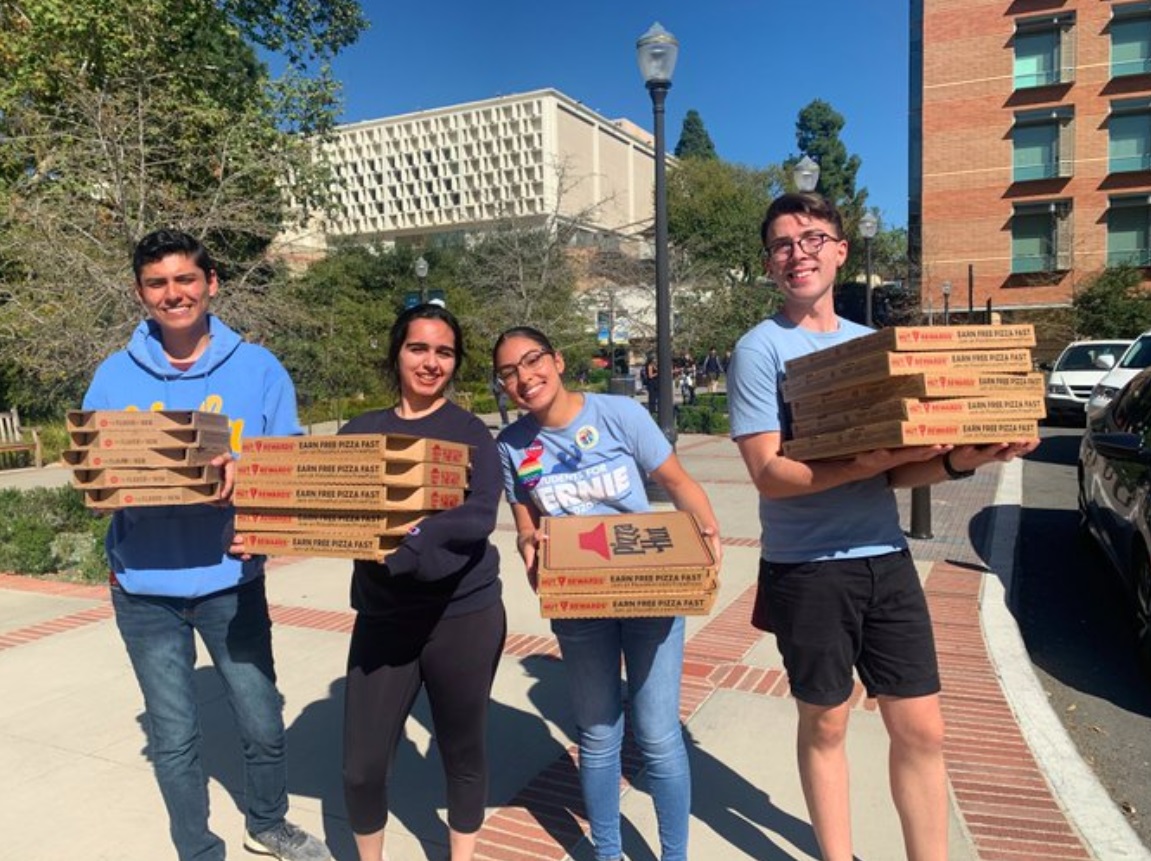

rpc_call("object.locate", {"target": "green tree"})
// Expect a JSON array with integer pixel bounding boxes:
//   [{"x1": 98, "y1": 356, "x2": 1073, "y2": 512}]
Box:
[
  {"x1": 1073, "y1": 266, "x2": 1151, "y2": 338},
  {"x1": 667, "y1": 158, "x2": 783, "y2": 284},
  {"x1": 674, "y1": 109, "x2": 718, "y2": 160},
  {"x1": 0, "y1": 0, "x2": 367, "y2": 414},
  {"x1": 788, "y1": 99, "x2": 870, "y2": 280}
]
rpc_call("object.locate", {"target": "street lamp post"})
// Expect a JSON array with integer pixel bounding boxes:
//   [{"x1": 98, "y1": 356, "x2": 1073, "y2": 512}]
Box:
[
  {"x1": 415, "y1": 255, "x2": 429, "y2": 304},
  {"x1": 860, "y1": 211, "x2": 879, "y2": 328},
  {"x1": 941, "y1": 280, "x2": 952, "y2": 325},
  {"x1": 793, "y1": 155, "x2": 820, "y2": 193},
  {"x1": 637, "y1": 22, "x2": 679, "y2": 447}
]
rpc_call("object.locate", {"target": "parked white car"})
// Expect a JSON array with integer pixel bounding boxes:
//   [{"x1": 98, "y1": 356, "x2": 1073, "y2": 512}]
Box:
[
  {"x1": 1086, "y1": 330, "x2": 1151, "y2": 420},
  {"x1": 1042, "y1": 339, "x2": 1132, "y2": 425}
]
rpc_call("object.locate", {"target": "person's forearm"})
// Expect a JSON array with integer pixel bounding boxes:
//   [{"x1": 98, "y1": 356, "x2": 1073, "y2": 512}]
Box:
[
  {"x1": 751, "y1": 454, "x2": 874, "y2": 499},
  {"x1": 887, "y1": 455, "x2": 948, "y2": 489}
]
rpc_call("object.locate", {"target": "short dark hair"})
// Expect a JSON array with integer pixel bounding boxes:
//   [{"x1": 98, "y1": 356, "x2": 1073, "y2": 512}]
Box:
[
  {"x1": 386, "y1": 303, "x2": 465, "y2": 392},
  {"x1": 759, "y1": 193, "x2": 845, "y2": 247},
  {"x1": 132, "y1": 230, "x2": 214, "y2": 284},
  {"x1": 491, "y1": 326, "x2": 556, "y2": 370}
]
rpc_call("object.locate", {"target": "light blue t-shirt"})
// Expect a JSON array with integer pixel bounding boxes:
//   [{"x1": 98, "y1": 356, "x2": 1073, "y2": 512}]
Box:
[
  {"x1": 728, "y1": 313, "x2": 907, "y2": 563},
  {"x1": 496, "y1": 393, "x2": 672, "y2": 516}
]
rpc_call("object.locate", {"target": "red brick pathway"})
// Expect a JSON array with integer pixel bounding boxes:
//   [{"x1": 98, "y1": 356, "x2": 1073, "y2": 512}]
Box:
[{"x1": 0, "y1": 563, "x2": 1095, "y2": 859}]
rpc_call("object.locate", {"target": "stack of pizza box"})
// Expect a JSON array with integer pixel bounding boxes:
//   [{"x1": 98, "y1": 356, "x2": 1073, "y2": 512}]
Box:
[
  {"x1": 64, "y1": 410, "x2": 231, "y2": 509},
  {"x1": 232, "y1": 434, "x2": 470, "y2": 562},
  {"x1": 781, "y1": 324, "x2": 1046, "y2": 461},
  {"x1": 535, "y1": 511, "x2": 720, "y2": 619}
]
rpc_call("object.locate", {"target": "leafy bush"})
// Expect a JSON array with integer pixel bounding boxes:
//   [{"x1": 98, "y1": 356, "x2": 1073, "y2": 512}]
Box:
[
  {"x1": 0, "y1": 486, "x2": 109, "y2": 580},
  {"x1": 675, "y1": 402, "x2": 730, "y2": 435}
]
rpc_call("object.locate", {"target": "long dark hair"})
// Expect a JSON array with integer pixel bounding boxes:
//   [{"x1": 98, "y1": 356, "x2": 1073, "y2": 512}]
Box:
[
  {"x1": 491, "y1": 326, "x2": 556, "y2": 370},
  {"x1": 386, "y1": 303, "x2": 465, "y2": 393}
]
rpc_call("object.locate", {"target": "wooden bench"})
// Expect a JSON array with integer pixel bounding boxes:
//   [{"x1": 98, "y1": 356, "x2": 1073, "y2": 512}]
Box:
[{"x1": 0, "y1": 407, "x2": 43, "y2": 469}]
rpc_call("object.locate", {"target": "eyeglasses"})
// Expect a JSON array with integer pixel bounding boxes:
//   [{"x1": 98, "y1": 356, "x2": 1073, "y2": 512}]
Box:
[
  {"x1": 764, "y1": 232, "x2": 840, "y2": 262},
  {"x1": 495, "y1": 349, "x2": 554, "y2": 385}
]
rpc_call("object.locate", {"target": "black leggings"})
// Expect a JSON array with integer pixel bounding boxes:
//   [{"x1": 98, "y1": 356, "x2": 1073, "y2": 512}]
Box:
[{"x1": 342, "y1": 601, "x2": 506, "y2": 835}]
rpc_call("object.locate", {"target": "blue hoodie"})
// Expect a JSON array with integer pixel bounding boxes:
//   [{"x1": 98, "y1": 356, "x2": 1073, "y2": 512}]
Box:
[{"x1": 82, "y1": 315, "x2": 302, "y2": 597}]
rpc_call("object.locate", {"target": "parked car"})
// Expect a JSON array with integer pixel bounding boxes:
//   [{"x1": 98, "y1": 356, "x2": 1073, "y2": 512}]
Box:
[
  {"x1": 1042, "y1": 339, "x2": 1132, "y2": 425},
  {"x1": 1077, "y1": 365, "x2": 1151, "y2": 673},
  {"x1": 1085, "y1": 329, "x2": 1151, "y2": 420}
]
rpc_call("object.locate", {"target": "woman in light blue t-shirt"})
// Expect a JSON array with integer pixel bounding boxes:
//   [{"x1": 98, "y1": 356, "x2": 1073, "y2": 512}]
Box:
[{"x1": 493, "y1": 326, "x2": 721, "y2": 861}]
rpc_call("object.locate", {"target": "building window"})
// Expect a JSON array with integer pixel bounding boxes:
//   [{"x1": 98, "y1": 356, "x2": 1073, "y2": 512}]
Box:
[
  {"x1": 1014, "y1": 15, "x2": 1075, "y2": 89},
  {"x1": 1012, "y1": 201, "x2": 1072, "y2": 273},
  {"x1": 1108, "y1": 196, "x2": 1151, "y2": 267},
  {"x1": 1110, "y1": 99, "x2": 1151, "y2": 173},
  {"x1": 1013, "y1": 107, "x2": 1074, "y2": 181},
  {"x1": 1112, "y1": 4, "x2": 1151, "y2": 78}
]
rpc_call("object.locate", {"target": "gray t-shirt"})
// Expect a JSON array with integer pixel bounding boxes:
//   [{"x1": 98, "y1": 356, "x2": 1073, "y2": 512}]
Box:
[{"x1": 728, "y1": 313, "x2": 906, "y2": 563}]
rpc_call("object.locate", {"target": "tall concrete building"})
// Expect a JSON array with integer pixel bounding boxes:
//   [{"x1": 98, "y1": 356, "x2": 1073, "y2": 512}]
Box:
[
  {"x1": 277, "y1": 89, "x2": 659, "y2": 258},
  {"x1": 913, "y1": 0, "x2": 1151, "y2": 321}
]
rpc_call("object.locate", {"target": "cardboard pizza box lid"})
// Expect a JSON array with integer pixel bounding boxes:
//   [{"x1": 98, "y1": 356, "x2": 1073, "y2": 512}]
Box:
[
  {"x1": 240, "y1": 434, "x2": 470, "y2": 466},
  {"x1": 782, "y1": 418, "x2": 1039, "y2": 461},
  {"x1": 790, "y1": 395, "x2": 1047, "y2": 438},
  {"x1": 233, "y1": 510, "x2": 426, "y2": 536},
  {"x1": 66, "y1": 409, "x2": 230, "y2": 433},
  {"x1": 82, "y1": 483, "x2": 221, "y2": 510},
  {"x1": 235, "y1": 459, "x2": 467, "y2": 488},
  {"x1": 70, "y1": 464, "x2": 222, "y2": 490},
  {"x1": 539, "y1": 588, "x2": 718, "y2": 619},
  {"x1": 539, "y1": 511, "x2": 717, "y2": 579},
  {"x1": 62, "y1": 446, "x2": 226, "y2": 469},
  {"x1": 67, "y1": 427, "x2": 232, "y2": 452},
  {"x1": 239, "y1": 531, "x2": 402, "y2": 562},
  {"x1": 232, "y1": 482, "x2": 464, "y2": 512}
]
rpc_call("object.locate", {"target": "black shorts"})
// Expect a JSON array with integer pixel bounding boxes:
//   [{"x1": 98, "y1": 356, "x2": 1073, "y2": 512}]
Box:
[{"x1": 753, "y1": 551, "x2": 941, "y2": 706}]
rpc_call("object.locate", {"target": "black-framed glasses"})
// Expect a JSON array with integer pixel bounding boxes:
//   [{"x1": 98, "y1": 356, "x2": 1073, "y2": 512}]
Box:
[
  {"x1": 495, "y1": 349, "x2": 554, "y2": 385},
  {"x1": 764, "y1": 232, "x2": 840, "y2": 262}
]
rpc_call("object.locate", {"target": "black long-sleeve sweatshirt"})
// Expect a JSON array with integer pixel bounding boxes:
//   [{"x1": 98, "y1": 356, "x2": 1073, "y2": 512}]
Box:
[{"x1": 340, "y1": 402, "x2": 502, "y2": 620}]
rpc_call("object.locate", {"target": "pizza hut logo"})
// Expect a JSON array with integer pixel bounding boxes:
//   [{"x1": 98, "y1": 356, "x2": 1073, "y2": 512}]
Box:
[{"x1": 578, "y1": 522, "x2": 612, "y2": 560}]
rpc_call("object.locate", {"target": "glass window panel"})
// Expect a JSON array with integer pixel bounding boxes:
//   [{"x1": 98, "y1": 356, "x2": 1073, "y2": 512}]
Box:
[
  {"x1": 1014, "y1": 123, "x2": 1057, "y2": 180},
  {"x1": 1108, "y1": 205, "x2": 1150, "y2": 266},
  {"x1": 1015, "y1": 31, "x2": 1058, "y2": 88},
  {"x1": 1110, "y1": 113, "x2": 1151, "y2": 172},
  {"x1": 1112, "y1": 18, "x2": 1151, "y2": 77},
  {"x1": 1012, "y1": 212, "x2": 1053, "y2": 273}
]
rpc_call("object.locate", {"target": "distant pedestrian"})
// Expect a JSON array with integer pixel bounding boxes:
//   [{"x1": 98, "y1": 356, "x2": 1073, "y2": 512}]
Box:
[
  {"x1": 642, "y1": 354, "x2": 659, "y2": 415},
  {"x1": 490, "y1": 375, "x2": 510, "y2": 426},
  {"x1": 703, "y1": 347, "x2": 723, "y2": 394},
  {"x1": 728, "y1": 193, "x2": 1039, "y2": 861}
]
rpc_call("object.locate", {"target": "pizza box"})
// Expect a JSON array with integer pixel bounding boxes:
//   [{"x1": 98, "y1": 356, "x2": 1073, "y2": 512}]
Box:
[
  {"x1": 538, "y1": 511, "x2": 718, "y2": 588},
  {"x1": 790, "y1": 395, "x2": 1047, "y2": 438},
  {"x1": 539, "y1": 589, "x2": 718, "y2": 619},
  {"x1": 82, "y1": 483, "x2": 221, "y2": 510},
  {"x1": 784, "y1": 324, "x2": 1036, "y2": 376},
  {"x1": 65, "y1": 409, "x2": 230, "y2": 433},
  {"x1": 786, "y1": 372, "x2": 1045, "y2": 417},
  {"x1": 238, "y1": 532, "x2": 402, "y2": 562},
  {"x1": 232, "y1": 483, "x2": 464, "y2": 512},
  {"x1": 68, "y1": 427, "x2": 232, "y2": 452},
  {"x1": 240, "y1": 434, "x2": 470, "y2": 466},
  {"x1": 234, "y1": 510, "x2": 425, "y2": 536},
  {"x1": 782, "y1": 419, "x2": 1040, "y2": 461},
  {"x1": 236, "y1": 459, "x2": 467, "y2": 488},
  {"x1": 62, "y1": 446, "x2": 227, "y2": 469},
  {"x1": 70, "y1": 464, "x2": 222, "y2": 490},
  {"x1": 782, "y1": 349, "x2": 1034, "y2": 401}
]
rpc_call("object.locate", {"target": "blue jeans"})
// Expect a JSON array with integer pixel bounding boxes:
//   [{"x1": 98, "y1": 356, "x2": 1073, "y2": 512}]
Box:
[
  {"x1": 112, "y1": 578, "x2": 288, "y2": 861},
  {"x1": 553, "y1": 616, "x2": 690, "y2": 861}
]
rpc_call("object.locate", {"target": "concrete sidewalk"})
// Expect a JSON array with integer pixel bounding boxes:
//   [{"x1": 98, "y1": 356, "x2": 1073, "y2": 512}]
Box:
[{"x1": 0, "y1": 428, "x2": 1146, "y2": 860}]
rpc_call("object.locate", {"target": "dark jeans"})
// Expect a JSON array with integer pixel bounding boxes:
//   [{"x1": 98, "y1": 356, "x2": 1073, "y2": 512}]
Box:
[{"x1": 112, "y1": 578, "x2": 288, "y2": 861}]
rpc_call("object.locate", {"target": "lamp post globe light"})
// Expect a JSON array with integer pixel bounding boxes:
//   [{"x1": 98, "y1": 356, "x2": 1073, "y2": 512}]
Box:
[
  {"x1": 415, "y1": 255, "x2": 429, "y2": 304},
  {"x1": 793, "y1": 155, "x2": 820, "y2": 193},
  {"x1": 859, "y1": 211, "x2": 879, "y2": 328},
  {"x1": 637, "y1": 22, "x2": 679, "y2": 446}
]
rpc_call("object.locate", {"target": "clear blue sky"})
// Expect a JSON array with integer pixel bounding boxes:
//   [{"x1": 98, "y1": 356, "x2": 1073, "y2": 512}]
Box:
[{"x1": 328, "y1": 2, "x2": 911, "y2": 227}]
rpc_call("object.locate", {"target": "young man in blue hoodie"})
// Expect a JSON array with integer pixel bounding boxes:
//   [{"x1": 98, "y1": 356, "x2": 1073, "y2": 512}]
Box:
[{"x1": 83, "y1": 230, "x2": 329, "y2": 861}]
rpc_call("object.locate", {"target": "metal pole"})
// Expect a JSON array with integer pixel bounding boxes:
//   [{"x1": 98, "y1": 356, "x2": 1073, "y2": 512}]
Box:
[
  {"x1": 864, "y1": 237, "x2": 874, "y2": 328},
  {"x1": 968, "y1": 264, "x2": 974, "y2": 321},
  {"x1": 649, "y1": 81, "x2": 675, "y2": 447},
  {"x1": 419, "y1": 275, "x2": 426, "y2": 304},
  {"x1": 943, "y1": 292, "x2": 950, "y2": 326}
]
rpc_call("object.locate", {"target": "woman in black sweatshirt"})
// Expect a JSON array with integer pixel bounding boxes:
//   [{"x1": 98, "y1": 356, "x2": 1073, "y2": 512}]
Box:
[{"x1": 340, "y1": 304, "x2": 505, "y2": 861}]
